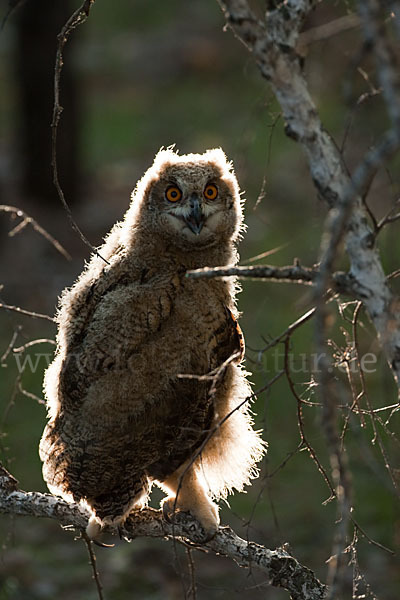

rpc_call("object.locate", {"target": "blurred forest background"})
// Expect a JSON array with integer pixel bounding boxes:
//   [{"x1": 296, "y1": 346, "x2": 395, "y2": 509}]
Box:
[{"x1": 0, "y1": 0, "x2": 399, "y2": 599}]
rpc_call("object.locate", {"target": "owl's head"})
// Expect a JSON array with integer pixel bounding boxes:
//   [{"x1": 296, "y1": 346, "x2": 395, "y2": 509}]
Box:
[{"x1": 129, "y1": 147, "x2": 244, "y2": 250}]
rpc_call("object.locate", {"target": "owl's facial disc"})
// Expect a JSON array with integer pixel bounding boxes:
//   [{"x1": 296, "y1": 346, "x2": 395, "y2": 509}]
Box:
[{"x1": 148, "y1": 166, "x2": 237, "y2": 247}]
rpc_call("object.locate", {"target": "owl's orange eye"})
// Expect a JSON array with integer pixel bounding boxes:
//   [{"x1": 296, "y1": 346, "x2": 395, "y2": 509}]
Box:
[
  {"x1": 165, "y1": 186, "x2": 182, "y2": 202},
  {"x1": 204, "y1": 184, "x2": 218, "y2": 200}
]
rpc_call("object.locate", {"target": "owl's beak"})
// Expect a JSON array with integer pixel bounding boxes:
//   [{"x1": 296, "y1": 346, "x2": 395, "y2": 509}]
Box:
[{"x1": 184, "y1": 193, "x2": 204, "y2": 235}]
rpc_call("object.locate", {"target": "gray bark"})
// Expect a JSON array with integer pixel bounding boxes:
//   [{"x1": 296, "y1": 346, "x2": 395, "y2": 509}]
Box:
[{"x1": 0, "y1": 466, "x2": 326, "y2": 600}]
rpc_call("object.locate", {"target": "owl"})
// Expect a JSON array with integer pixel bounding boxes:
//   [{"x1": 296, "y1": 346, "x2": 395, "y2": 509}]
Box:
[{"x1": 39, "y1": 147, "x2": 266, "y2": 541}]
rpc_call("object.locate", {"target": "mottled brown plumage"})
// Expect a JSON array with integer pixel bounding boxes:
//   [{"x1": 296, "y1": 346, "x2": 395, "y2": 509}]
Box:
[{"x1": 39, "y1": 147, "x2": 266, "y2": 539}]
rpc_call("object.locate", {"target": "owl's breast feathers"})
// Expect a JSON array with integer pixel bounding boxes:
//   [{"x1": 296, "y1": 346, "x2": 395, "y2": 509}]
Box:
[{"x1": 59, "y1": 268, "x2": 242, "y2": 405}]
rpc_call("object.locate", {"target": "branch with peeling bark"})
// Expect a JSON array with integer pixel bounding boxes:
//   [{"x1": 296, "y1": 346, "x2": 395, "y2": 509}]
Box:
[{"x1": 0, "y1": 466, "x2": 326, "y2": 600}]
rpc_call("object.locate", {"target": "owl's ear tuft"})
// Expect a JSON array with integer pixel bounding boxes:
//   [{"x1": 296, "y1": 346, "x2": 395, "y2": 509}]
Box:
[
  {"x1": 202, "y1": 147, "x2": 233, "y2": 172},
  {"x1": 131, "y1": 146, "x2": 180, "y2": 204},
  {"x1": 152, "y1": 146, "x2": 180, "y2": 171},
  {"x1": 129, "y1": 148, "x2": 176, "y2": 206}
]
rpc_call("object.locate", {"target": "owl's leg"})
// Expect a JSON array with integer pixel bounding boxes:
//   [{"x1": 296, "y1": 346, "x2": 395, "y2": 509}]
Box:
[{"x1": 161, "y1": 462, "x2": 220, "y2": 541}]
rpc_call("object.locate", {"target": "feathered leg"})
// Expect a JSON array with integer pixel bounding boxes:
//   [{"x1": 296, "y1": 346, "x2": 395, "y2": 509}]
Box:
[{"x1": 160, "y1": 461, "x2": 220, "y2": 541}]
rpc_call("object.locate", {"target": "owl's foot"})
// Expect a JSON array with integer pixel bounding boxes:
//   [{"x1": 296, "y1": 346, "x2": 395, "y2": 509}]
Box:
[
  {"x1": 161, "y1": 493, "x2": 219, "y2": 543},
  {"x1": 86, "y1": 516, "x2": 102, "y2": 540},
  {"x1": 85, "y1": 516, "x2": 115, "y2": 548},
  {"x1": 160, "y1": 462, "x2": 220, "y2": 542}
]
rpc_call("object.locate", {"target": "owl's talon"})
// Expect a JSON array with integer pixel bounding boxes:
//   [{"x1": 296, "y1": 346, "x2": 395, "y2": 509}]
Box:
[
  {"x1": 201, "y1": 527, "x2": 218, "y2": 543},
  {"x1": 92, "y1": 539, "x2": 115, "y2": 548},
  {"x1": 162, "y1": 497, "x2": 175, "y2": 523},
  {"x1": 162, "y1": 497, "x2": 188, "y2": 525},
  {"x1": 85, "y1": 516, "x2": 114, "y2": 547}
]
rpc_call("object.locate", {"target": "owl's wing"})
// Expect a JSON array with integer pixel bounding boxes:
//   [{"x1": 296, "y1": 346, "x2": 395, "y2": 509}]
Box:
[
  {"x1": 209, "y1": 306, "x2": 245, "y2": 372},
  {"x1": 225, "y1": 306, "x2": 245, "y2": 361},
  {"x1": 137, "y1": 305, "x2": 245, "y2": 481},
  {"x1": 57, "y1": 276, "x2": 180, "y2": 408}
]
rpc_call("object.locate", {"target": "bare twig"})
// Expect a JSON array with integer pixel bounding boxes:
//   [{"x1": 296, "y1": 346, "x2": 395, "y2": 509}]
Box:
[
  {"x1": 258, "y1": 306, "x2": 316, "y2": 355},
  {"x1": 0, "y1": 302, "x2": 56, "y2": 323},
  {"x1": 266, "y1": 442, "x2": 303, "y2": 479},
  {"x1": 283, "y1": 337, "x2": 336, "y2": 501},
  {"x1": 314, "y1": 319, "x2": 352, "y2": 598},
  {"x1": 242, "y1": 243, "x2": 287, "y2": 264},
  {"x1": 347, "y1": 530, "x2": 379, "y2": 600},
  {"x1": 186, "y1": 547, "x2": 197, "y2": 600},
  {"x1": 313, "y1": 205, "x2": 353, "y2": 599},
  {"x1": 1, "y1": 326, "x2": 21, "y2": 364},
  {"x1": 52, "y1": 0, "x2": 108, "y2": 264},
  {"x1": 298, "y1": 13, "x2": 361, "y2": 50},
  {"x1": 358, "y1": 0, "x2": 400, "y2": 126},
  {"x1": 376, "y1": 198, "x2": 400, "y2": 230},
  {"x1": 13, "y1": 339, "x2": 56, "y2": 353},
  {"x1": 82, "y1": 533, "x2": 105, "y2": 600},
  {"x1": 352, "y1": 303, "x2": 400, "y2": 497},
  {"x1": 17, "y1": 382, "x2": 45, "y2": 405},
  {"x1": 0, "y1": 374, "x2": 22, "y2": 467},
  {"x1": 0, "y1": 205, "x2": 71, "y2": 260},
  {"x1": 187, "y1": 263, "x2": 318, "y2": 284},
  {"x1": 351, "y1": 515, "x2": 395, "y2": 555}
]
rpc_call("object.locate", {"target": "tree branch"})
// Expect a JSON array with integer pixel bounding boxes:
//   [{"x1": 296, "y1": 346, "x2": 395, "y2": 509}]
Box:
[
  {"x1": 216, "y1": 3, "x2": 400, "y2": 595},
  {"x1": 217, "y1": 0, "x2": 400, "y2": 391},
  {"x1": 187, "y1": 263, "x2": 363, "y2": 297},
  {"x1": 0, "y1": 466, "x2": 326, "y2": 600}
]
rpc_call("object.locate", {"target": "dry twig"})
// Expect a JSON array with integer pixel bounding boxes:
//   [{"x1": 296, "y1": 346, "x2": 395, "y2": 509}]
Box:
[
  {"x1": 0, "y1": 205, "x2": 71, "y2": 260},
  {"x1": 52, "y1": 0, "x2": 108, "y2": 264},
  {"x1": 0, "y1": 302, "x2": 56, "y2": 323}
]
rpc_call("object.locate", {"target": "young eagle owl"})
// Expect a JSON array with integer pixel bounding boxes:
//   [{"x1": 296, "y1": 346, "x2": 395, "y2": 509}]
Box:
[{"x1": 39, "y1": 148, "x2": 266, "y2": 540}]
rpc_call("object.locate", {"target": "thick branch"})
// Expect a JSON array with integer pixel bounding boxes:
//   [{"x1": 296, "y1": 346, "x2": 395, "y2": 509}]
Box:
[
  {"x1": 218, "y1": 0, "x2": 400, "y2": 390},
  {"x1": 0, "y1": 468, "x2": 326, "y2": 600}
]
